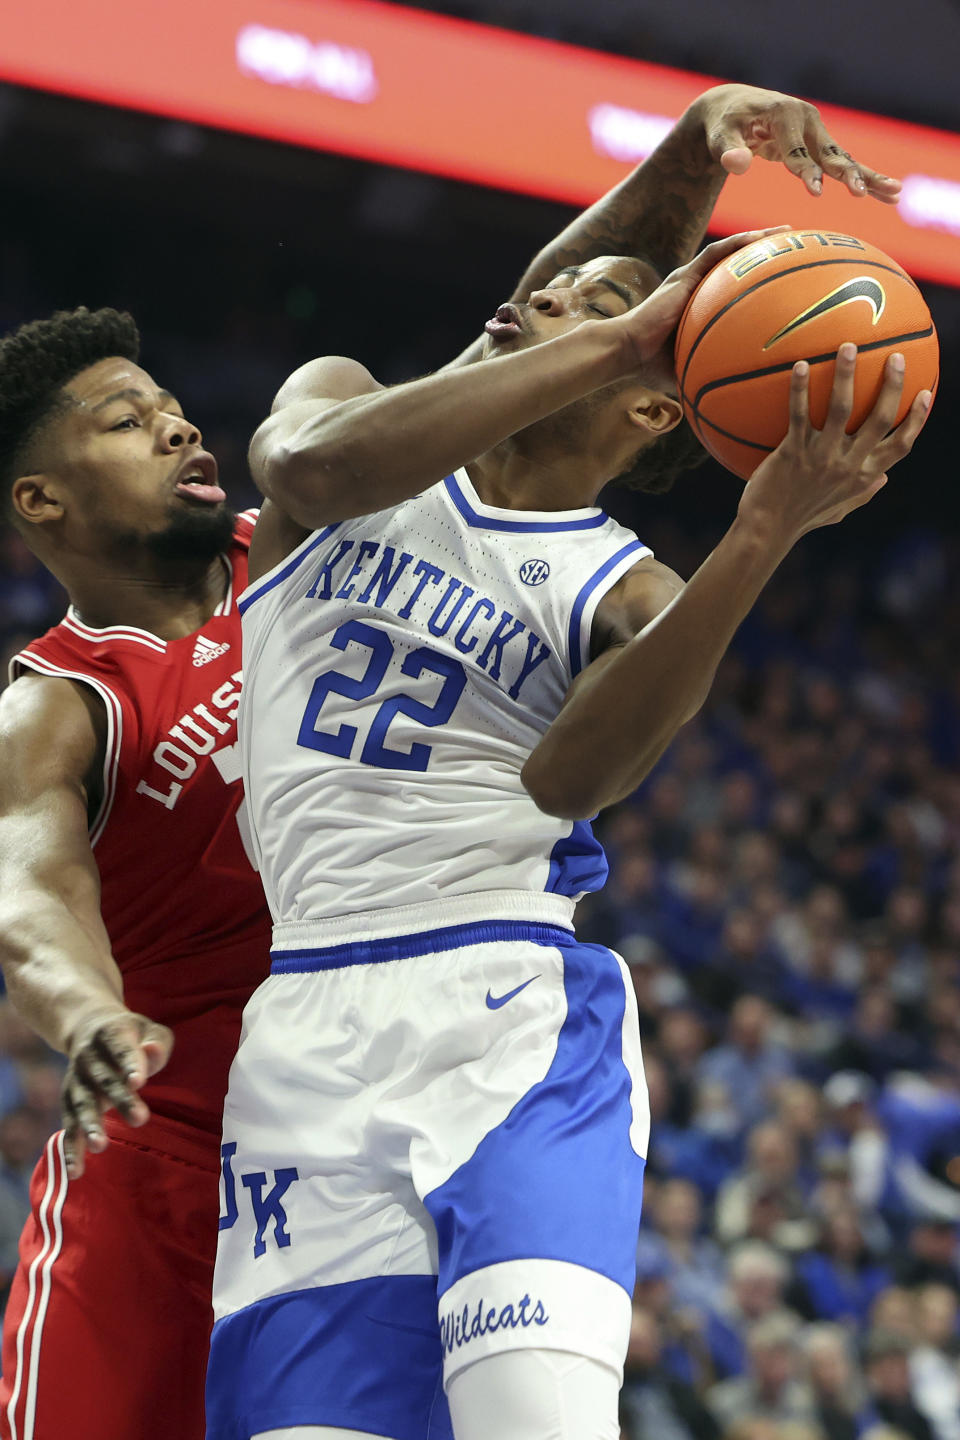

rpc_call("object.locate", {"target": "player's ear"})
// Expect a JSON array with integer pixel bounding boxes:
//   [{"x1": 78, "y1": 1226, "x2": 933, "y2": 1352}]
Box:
[
  {"x1": 624, "y1": 388, "x2": 684, "y2": 439},
  {"x1": 10, "y1": 472, "x2": 67, "y2": 528}
]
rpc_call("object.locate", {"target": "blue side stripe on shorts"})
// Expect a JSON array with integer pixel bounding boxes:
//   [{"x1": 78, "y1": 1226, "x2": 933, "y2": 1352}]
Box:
[{"x1": 271, "y1": 918, "x2": 575, "y2": 973}]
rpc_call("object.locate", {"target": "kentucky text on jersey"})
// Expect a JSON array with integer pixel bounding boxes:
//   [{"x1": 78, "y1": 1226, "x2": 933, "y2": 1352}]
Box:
[{"x1": 303, "y1": 539, "x2": 552, "y2": 703}]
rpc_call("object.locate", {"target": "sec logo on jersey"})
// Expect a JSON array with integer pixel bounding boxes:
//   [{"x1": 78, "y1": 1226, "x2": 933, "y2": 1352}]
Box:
[{"x1": 519, "y1": 559, "x2": 550, "y2": 586}]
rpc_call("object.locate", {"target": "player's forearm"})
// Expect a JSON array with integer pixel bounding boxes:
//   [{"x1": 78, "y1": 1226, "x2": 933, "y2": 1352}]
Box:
[
  {"x1": 0, "y1": 885, "x2": 125, "y2": 1055},
  {"x1": 257, "y1": 321, "x2": 626, "y2": 527},
  {"x1": 523, "y1": 513, "x2": 793, "y2": 818},
  {"x1": 514, "y1": 99, "x2": 724, "y2": 294}
]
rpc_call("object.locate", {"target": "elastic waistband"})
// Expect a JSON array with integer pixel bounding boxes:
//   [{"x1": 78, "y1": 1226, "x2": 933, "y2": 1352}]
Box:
[
  {"x1": 270, "y1": 890, "x2": 575, "y2": 955},
  {"x1": 271, "y1": 918, "x2": 576, "y2": 974}
]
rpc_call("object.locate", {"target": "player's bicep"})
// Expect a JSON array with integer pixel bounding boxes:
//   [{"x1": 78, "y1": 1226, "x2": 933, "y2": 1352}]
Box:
[{"x1": 0, "y1": 676, "x2": 105, "y2": 908}]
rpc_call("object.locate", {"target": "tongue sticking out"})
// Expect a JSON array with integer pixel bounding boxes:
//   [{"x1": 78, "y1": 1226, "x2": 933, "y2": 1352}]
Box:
[{"x1": 175, "y1": 479, "x2": 227, "y2": 504}]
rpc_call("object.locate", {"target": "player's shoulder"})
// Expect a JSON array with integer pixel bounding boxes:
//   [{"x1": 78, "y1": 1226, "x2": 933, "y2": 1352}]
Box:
[
  {"x1": 0, "y1": 667, "x2": 107, "y2": 791},
  {"x1": 592, "y1": 554, "x2": 685, "y2": 651}
]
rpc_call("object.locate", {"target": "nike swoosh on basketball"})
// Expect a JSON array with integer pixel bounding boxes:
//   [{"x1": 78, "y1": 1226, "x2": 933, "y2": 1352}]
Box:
[
  {"x1": 485, "y1": 975, "x2": 539, "y2": 1009},
  {"x1": 763, "y1": 276, "x2": 886, "y2": 350}
]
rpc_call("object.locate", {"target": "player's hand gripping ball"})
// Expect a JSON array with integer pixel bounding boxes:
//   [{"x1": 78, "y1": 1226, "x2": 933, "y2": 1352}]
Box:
[{"x1": 674, "y1": 229, "x2": 939, "y2": 479}]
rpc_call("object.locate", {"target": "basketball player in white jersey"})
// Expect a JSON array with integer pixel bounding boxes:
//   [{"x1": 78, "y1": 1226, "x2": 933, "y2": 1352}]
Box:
[
  {"x1": 205, "y1": 80, "x2": 920, "y2": 1440},
  {"x1": 204, "y1": 218, "x2": 930, "y2": 1440}
]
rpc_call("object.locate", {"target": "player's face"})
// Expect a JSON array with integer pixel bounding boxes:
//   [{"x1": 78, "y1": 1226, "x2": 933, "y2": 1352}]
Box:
[
  {"x1": 46, "y1": 357, "x2": 232, "y2": 560},
  {"x1": 482, "y1": 255, "x2": 661, "y2": 358}
]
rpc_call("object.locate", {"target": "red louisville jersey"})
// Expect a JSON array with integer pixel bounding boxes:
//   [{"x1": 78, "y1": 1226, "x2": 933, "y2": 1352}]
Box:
[{"x1": 10, "y1": 511, "x2": 272, "y2": 1141}]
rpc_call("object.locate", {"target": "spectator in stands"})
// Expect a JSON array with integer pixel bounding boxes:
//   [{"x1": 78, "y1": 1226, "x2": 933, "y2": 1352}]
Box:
[
  {"x1": 819, "y1": 1071, "x2": 891, "y2": 1214},
  {"x1": 802, "y1": 1323, "x2": 865, "y2": 1440},
  {"x1": 620, "y1": 1305, "x2": 720, "y2": 1440},
  {"x1": 893, "y1": 1221, "x2": 960, "y2": 1293},
  {"x1": 860, "y1": 1331, "x2": 936, "y2": 1440},
  {"x1": 715, "y1": 1121, "x2": 812, "y2": 1250},
  {"x1": 708, "y1": 1311, "x2": 815, "y2": 1430},
  {"x1": 792, "y1": 1205, "x2": 892, "y2": 1324},
  {"x1": 697, "y1": 996, "x2": 795, "y2": 1131},
  {"x1": 635, "y1": 1176, "x2": 725, "y2": 1314},
  {"x1": 706, "y1": 1242, "x2": 797, "y2": 1379},
  {"x1": 908, "y1": 1284, "x2": 960, "y2": 1440}
]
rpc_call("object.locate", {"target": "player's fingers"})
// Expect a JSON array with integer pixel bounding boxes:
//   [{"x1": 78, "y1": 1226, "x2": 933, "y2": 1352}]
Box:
[
  {"x1": 683, "y1": 226, "x2": 793, "y2": 282},
  {"x1": 62, "y1": 1079, "x2": 108, "y2": 1156},
  {"x1": 707, "y1": 120, "x2": 752, "y2": 175},
  {"x1": 767, "y1": 110, "x2": 823, "y2": 195},
  {"x1": 821, "y1": 342, "x2": 859, "y2": 438},
  {"x1": 872, "y1": 389, "x2": 935, "y2": 470},
  {"x1": 786, "y1": 359, "x2": 811, "y2": 438},
  {"x1": 95, "y1": 1016, "x2": 162, "y2": 1089},
  {"x1": 810, "y1": 125, "x2": 889, "y2": 199},
  {"x1": 76, "y1": 1049, "x2": 150, "y2": 1125},
  {"x1": 847, "y1": 352, "x2": 906, "y2": 452},
  {"x1": 813, "y1": 127, "x2": 902, "y2": 203},
  {"x1": 62, "y1": 1121, "x2": 87, "y2": 1181},
  {"x1": 138, "y1": 1022, "x2": 174, "y2": 1081}
]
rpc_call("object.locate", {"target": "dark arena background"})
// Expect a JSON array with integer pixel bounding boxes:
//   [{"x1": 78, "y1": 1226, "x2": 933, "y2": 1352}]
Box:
[{"x1": 1, "y1": 2, "x2": 960, "y2": 1436}]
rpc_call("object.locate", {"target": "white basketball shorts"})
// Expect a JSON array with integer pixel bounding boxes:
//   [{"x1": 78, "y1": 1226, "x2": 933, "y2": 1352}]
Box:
[{"x1": 205, "y1": 903, "x2": 650, "y2": 1440}]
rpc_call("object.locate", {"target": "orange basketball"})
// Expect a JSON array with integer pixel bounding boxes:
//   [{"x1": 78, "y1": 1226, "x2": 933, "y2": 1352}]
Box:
[{"x1": 674, "y1": 230, "x2": 939, "y2": 480}]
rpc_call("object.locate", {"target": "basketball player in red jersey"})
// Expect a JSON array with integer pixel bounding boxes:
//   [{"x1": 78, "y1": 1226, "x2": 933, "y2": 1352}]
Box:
[
  {"x1": 0, "y1": 308, "x2": 272, "y2": 1440},
  {"x1": 0, "y1": 82, "x2": 900, "y2": 1440}
]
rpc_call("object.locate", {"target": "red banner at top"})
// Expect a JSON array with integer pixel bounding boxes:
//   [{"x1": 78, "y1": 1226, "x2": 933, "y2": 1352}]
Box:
[{"x1": 3, "y1": 0, "x2": 960, "y2": 287}]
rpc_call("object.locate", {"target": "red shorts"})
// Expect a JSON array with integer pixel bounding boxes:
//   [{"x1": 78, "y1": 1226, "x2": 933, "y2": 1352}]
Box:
[{"x1": 0, "y1": 1113, "x2": 220, "y2": 1440}]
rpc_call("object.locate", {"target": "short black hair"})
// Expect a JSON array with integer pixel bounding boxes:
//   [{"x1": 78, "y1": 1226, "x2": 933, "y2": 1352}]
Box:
[
  {"x1": 615, "y1": 415, "x2": 710, "y2": 494},
  {"x1": 0, "y1": 307, "x2": 140, "y2": 519}
]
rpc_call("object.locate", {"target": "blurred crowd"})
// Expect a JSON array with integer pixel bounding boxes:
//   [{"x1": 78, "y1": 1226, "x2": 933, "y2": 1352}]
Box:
[
  {"x1": 572, "y1": 521, "x2": 960, "y2": 1439},
  {"x1": 2, "y1": 478, "x2": 960, "y2": 1438}
]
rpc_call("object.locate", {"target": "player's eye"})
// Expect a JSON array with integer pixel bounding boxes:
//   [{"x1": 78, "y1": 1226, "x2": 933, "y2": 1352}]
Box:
[
  {"x1": 587, "y1": 304, "x2": 612, "y2": 318},
  {"x1": 111, "y1": 416, "x2": 140, "y2": 430}
]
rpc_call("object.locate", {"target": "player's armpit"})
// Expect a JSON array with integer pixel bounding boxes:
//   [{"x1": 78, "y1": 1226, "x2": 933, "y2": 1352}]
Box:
[
  {"x1": 587, "y1": 556, "x2": 686, "y2": 658},
  {"x1": 523, "y1": 557, "x2": 690, "y2": 818}
]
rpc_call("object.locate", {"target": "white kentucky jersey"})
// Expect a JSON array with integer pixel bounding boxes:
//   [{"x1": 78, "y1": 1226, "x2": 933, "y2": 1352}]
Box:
[{"x1": 237, "y1": 467, "x2": 650, "y2": 927}]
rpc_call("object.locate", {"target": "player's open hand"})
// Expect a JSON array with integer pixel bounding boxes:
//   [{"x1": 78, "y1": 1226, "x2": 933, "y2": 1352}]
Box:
[
  {"x1": 62, "y1": 1009, "x2": 173, "y2": 1179},
  {"x1": 738, "y1": 344, "x2": 932, "y2": 544},
  {"x1": 617, "y1": 227, "x2": 791, "y2": 370},
  {"x1": 693, "y1": 84, "x2": 903, "y2": 203}
]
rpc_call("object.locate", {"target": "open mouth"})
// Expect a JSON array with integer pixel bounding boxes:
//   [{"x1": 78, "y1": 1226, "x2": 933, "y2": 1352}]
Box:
[
  {"x1": 173, "y1": 452, "x2": 226, "y2": 505},
  {"x1": 484, "y1": 303, "x2": 524, "y2": 343}
]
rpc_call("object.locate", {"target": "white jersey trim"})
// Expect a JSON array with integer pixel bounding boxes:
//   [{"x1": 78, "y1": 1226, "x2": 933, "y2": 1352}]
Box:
[
  {"x1": 213, "y1": 553, "x2": 234, "y2": 617},
  {"x1": 238, "y1": 523, "x2": 341, "y2": 616},
  {"x1": 444, "y1": 469, "x2": 608, "y2": 534},
  {"x1": 63, "y1": 607, "x2": 167, "y2": 653},
  {"x1": 11, "y1": 653, "x2": 124, "y2": 849},
  {"x1": 568, "y1": 540, "x2": 652, "y2": 677},
  {"x1": 7, "y1": 1131, "x2": 68, "y2": 1440},
  {"x1": 271, "y1": 890, "x2": 576, "y2": 952}
]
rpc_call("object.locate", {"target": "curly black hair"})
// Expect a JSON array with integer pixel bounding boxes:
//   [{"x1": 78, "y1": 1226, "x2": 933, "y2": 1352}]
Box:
[
  {"x1": 0, "y1": 307, "x2": 140, "y2": 520},
  {"x1": 614, "y1": 414, "x2": 710, "y2": 495}
]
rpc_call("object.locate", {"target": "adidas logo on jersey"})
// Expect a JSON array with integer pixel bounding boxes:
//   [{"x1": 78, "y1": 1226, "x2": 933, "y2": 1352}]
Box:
[{"x1": 192, "y1": 635, "x2": 231, "y2": 667}]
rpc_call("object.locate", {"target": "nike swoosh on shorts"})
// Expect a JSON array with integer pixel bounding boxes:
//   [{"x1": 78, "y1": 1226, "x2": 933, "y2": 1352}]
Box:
[{"x1": 485, "y1": 975, "x2": 540, "y2": 1009}]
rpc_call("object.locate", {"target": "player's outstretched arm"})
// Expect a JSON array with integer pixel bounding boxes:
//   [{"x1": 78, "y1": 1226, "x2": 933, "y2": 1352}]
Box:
[
  {"x1": 451, "y1": 84, "x2": 902, "y2": 366},
  {"x1": 0, "y1": 675, "x2": 172, "y2": 1178},
  {"x1": 522, "y1": 346, "x2": 932, "y2": 820},
  {"x1": 251, "y1": 231, "x2": 778, "y2": 533}
]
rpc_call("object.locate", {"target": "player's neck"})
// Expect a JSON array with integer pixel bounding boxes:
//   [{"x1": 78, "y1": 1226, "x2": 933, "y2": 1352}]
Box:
[
  {"x1": 466, "y1": 443, "x2": 606, "y2": 513},
  {"x1": 67, "y1": 554, "x2": 229, "y2": 639}
]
